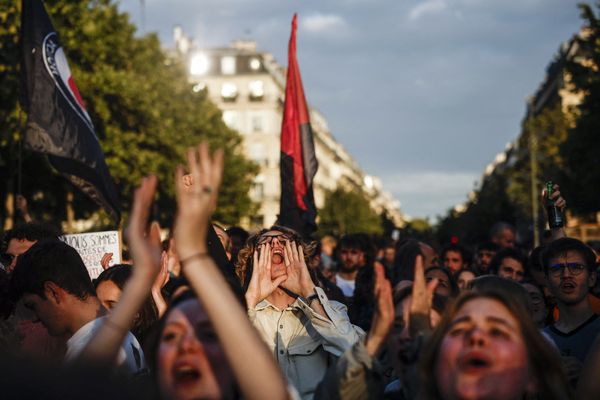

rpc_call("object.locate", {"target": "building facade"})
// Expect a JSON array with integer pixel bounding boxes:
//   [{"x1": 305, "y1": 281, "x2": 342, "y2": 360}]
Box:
[
  {"x1": 470, "y1": 30, "x2": 600, "y2": 244},
  {"x1": 173, "y1": 33, "x2": 403, "y2": 230}
]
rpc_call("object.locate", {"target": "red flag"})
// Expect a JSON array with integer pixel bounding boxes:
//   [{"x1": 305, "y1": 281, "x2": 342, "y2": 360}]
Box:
[{"x1": 279, "y1": 14, "x2": 318, "y2": 237}]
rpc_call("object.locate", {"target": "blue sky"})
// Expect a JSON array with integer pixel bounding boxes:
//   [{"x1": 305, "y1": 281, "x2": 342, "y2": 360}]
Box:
[{"x1": 119, "y1": 0, "x2": 582, "y2": 220}]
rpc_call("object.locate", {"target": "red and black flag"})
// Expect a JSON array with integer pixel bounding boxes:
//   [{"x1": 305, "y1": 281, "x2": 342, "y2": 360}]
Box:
[
  {"x1": 279, "y1": 14, "x2": 319, "y2": 238},
  {"x1": 20, "y1": 0, "x2": 121, "y2": 223}
]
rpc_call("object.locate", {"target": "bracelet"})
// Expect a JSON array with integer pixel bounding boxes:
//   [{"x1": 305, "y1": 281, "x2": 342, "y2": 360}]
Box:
[
  {"x1": 104, "y1": 318, "x2": 127, "y2": 332},
  {"x1": 307, "y1": 293, "x2": 319, "y2": 303},
  {"x1": 180, "y1": 252, "x2": 211, "y2": 266}
]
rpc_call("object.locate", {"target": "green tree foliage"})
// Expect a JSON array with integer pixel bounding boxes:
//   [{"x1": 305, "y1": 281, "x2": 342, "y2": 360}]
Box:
[
  {"x1": 318, "y1": 187, "x2": 383, "y2": 237},
  {"x1": 0, "y1": 0, "x2": 257, "y2": 229},
  {"x1": 561, "y1": 2, "x2": 600, "y2": 214},
  {"x1": 435, "y1": 0, "x2": 598, "y2": 245},
  {"x1": 400, "y1": 217, "x2": 434, "y2": 242},
  {"x1": 506, "y1": 105, "x2": 569, "y2": 221},
  {"x1": 436, "y1": 171, "x2": 517, "y2": 246}
]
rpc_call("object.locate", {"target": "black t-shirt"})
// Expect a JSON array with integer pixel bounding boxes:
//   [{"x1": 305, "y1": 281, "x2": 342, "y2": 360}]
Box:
[{"x1": 543, "y1": 314, "x2": 600, "y2": 363}]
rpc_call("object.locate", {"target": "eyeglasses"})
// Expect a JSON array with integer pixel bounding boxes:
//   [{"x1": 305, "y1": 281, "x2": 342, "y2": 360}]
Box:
[
  {"x1": 548, "y1": 263, "x2": 587, "y2": 277},
  {"x1": 256, "y1": 233, "x2": 292, "y2": 246}
]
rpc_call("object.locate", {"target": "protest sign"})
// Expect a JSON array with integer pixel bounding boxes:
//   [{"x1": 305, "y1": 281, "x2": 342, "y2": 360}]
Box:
[{"x1": 61, "y1": 230, "x2": 121, "y2": 279}]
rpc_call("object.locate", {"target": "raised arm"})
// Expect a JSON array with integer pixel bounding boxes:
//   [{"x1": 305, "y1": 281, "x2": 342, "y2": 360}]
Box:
[
  {"x1": 174, "y1": 143, "x2": 288, "y2": 400},
  {"x1": 79, "y1": 175, "x2": 162, "y2": 365},
  {"x1": 409, "y1": 255, "x2": 438, "y2": 337},
  {"x1": 541, "y1": 183, "x2": 567, "y2": 240}
]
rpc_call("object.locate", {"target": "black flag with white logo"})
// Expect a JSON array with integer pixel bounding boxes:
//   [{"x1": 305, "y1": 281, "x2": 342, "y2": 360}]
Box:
[{"x1": 20, "y1": 0, "x2": 121, "y2": 224}]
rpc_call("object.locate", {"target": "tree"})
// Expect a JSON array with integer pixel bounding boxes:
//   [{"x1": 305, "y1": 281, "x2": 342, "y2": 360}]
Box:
[
  {"x1": 561, "y1": 2, "x2": 600, "y2": 215},
  {"x1": 506, "y1": 105, "x2": 569, "y2": 222},
  {"x1": 0, "y1": 0, "x2": 257, "y2": 229},
  {"x1": 436, "y1": 170, "x2": 517, "y2": 246},
  {"x1": 318, "y1": 187, "x2": 383, "y2": 237}
]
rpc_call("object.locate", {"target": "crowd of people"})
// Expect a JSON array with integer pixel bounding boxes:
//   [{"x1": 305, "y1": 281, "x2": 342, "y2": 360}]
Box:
[{"x1": 1, "y1": 143, "x2": 600, "y2": 400}]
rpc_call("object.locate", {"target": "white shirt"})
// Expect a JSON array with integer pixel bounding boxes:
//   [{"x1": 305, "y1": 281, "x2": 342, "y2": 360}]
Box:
[
  {"x1": 335, "y1": 274, "x2": 356, "y2": 297},
  {"x1": 65, "y1": 317, "x2": 146, "y2": 375}
]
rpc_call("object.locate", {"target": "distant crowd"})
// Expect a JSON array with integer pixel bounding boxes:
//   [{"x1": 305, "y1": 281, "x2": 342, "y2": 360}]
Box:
[{"x1": 1, "y1": 143, "x2": 600, "y2": 400}]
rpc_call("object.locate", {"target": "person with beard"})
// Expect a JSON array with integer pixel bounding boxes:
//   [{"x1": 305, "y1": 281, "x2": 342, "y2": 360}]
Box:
[
  {"x1": 473, "y1": 242, "x2": 499, "y2": 275},
  {"x1": 334, "y1": 234, "x2": 372, "y2": 301},
  {"x1": 542, "y1": 238, "x2": 600, "y2": 385},
  {"x1": 236, "y1": 226, "x2": 365, "y2": 399}
]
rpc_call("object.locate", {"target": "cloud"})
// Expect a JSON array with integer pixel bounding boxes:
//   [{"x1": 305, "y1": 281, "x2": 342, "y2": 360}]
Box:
[
  {"x1": 408, "y1": 0, "x2": 448, "y2": 21},
  {"x1": 302, "y1": 13, "x2": 347, "y2": 33},
  {"x1": 380, "y1": 170, "x2": 479, "y2": 218}
]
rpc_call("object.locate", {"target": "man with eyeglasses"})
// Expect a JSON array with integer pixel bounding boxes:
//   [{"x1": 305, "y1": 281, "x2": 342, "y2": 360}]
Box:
[{"x1": 542, "y1": 238, "x2": 600, "y2": 369}]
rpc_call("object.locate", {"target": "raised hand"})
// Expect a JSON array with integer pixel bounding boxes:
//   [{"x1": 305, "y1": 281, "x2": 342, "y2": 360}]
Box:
[
  {"x1": 281, "y1": 240, "x2": 315, "y2": 298},
  {"x1": 174, "y1": 142, "x2": 224, "y2": 260},
  {"x1": 366, "y1": 263, "x2": 394, "y2": 356},
  {"x1": 100, "y1": 252, "x2": 114, "y2": 270},
  {"x1": 182, "y1": 174, "x2": 194, "y2": 192},
  {"x1": 541, "y1": 183, "x2": 567, "y2": 240},
  {"x1": 151, "y1": 224, "x2": 170, "y2": 317},
  {"x1": 245, "y1": 243, "x2": 287, "y2": 308},
  {"x1": 80, "y1": 175, "x2": 161, "y2": 365},
  {"x1": 125, "y1": 176, "x2": 162, "y2": 283},
  {"x1": 409, "y1": 255, "x2": 438, "y2": 336},
  {"x1": 541, "y1": 183, "x2": 566, "y2": 211}
]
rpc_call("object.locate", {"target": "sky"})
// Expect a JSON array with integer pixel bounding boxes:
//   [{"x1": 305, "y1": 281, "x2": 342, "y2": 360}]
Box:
[{"x1": 118, "y1": 0, "x2": 583, "y2": 221}]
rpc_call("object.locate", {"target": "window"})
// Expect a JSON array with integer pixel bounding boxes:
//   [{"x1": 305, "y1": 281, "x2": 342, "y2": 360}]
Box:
[
  {"x1": 251, "y1": 115, "x2": 263, "y2": 133},
  {"x1": 248, "y1": 143, "x2": 267, "y2": 165},
  {"x1": 221, "y1": 83, "x2": 238, "y2": 101},
  {"x1": 248, "y1": 80, "x2": 264, "y2": 100},
  {"x1": 222, "y1": 111, "x2": 238, "y2": 129},
  {"x1": 249, "y1": 57, "x2": 261, "y2": 71},
  {"x1": 221, "y1": 56, "x2": 236, "y2": 75},
  {"x1": 190, "y1": 53, "x2": 210, "y2": 75},
  {"x1": 250, "y1": 174, "x2": 266, "y2": 201}
]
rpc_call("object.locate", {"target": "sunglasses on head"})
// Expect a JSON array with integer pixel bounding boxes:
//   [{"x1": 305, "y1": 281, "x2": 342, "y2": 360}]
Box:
[{"x1": 256, "y1": 233, "x2": 294, "y2": 246}]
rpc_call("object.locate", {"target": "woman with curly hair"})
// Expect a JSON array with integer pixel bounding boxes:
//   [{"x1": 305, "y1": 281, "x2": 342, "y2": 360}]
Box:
[{"x1": 236, "y1": 225, "x2": 365, "y2": 399}]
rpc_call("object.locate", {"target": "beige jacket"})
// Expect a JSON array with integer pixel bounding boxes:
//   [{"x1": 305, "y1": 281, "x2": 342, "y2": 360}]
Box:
[{"x1": 248, "y1": 287, "x2": 365, "y2": 399}]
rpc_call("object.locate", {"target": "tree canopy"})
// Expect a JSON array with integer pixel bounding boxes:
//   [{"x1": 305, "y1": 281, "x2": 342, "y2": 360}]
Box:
[
  {"x1": 0, "y1": 0, "x2": 257, "y2": 230},
  {"x1": 318, "y1": 187, "x2": 384, "y2": 237},
  {"x1": 435, "y1": 2, "x2": 600, "y2": 245},
  {"x1": 561, "y1": 2, "x2": 600, "y2": 215}
]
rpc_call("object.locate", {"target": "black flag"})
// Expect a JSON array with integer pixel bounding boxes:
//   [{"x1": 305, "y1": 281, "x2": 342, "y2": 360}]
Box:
[{"x1": 20, "y1": 0, "x2": 121, "y2": 223}]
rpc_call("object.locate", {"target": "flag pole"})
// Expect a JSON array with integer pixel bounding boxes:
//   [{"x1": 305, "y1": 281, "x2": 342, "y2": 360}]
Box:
[{"x1": 18, "y1": 110, "x2": 23, "y2": 195}]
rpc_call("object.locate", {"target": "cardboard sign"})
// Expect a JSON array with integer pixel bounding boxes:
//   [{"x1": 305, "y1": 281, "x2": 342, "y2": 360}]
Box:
[{"x1": 61, "y1": 231, "x2": 121, "y2": 279}]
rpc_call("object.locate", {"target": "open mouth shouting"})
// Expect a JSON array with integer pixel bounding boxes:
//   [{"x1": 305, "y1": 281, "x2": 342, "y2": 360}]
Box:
[
  {"x1": 560, "y1": 280, "x2": 577, "y2": 294},
  {"x1": 458, "y1": 351, "x2": 493, "y2": 374},
  {"x1": 271, "y1": 246, "x2": 285, "y2": 265},
  {"x1": 173, "y1": 362, "x2": 201, "y2": 385}
]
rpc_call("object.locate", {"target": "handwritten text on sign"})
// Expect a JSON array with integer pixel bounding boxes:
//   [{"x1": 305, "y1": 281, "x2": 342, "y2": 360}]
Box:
[{"x1": 61, "y1": 231, "x2": 121, "y2": 279}]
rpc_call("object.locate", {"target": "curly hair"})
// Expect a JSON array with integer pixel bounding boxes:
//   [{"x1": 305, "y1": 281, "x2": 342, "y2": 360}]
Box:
[{"x1": 235, "y1": 225, "x2": 317, "y2": 291}]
